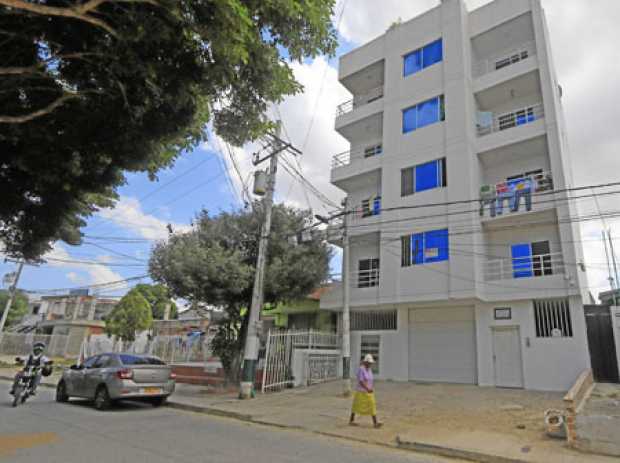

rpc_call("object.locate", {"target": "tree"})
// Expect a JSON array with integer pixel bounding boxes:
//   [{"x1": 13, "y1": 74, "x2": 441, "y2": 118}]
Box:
[
  {"x1": 132, "y1": 283, "x2": 178, "y2": 320},
  {"x1": 104, "y1": 288, "x2": 153, "y2": 342},
  {"x1": 149, "y1": 205, "x2": 331, "y2": 382},
  {"x1": 0, "y1": 290, "x2": 29, "y2": 327},
  {"x1": 0, "y1": 0, "x2": 337, "y2": 260}
]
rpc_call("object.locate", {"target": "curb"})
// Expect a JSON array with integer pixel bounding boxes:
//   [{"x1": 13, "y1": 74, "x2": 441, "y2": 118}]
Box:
[
  {"x1": 396, "y1": 436, "x2": 528, "y2": 463},
  {"x1": 167, "y1": 401, "x2": 253, "y2": 422}
]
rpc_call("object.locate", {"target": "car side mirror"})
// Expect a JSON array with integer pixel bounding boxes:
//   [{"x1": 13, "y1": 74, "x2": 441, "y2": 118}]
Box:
[{"x1": 70, "y1": 364, "x2": 83, "y2": 371}]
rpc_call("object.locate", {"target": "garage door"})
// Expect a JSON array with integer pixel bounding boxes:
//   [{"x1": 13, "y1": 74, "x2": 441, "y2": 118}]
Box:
[{"x1": 408, "y1": 307, "x2": 476, "y2": 384}]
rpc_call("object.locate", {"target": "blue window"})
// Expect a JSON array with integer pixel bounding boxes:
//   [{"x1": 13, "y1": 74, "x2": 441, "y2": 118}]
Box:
[
  {"x1": 404, "y1": 49, "x2": 423, "y2": 77},
  {"x1": 511, "y1": 243, "x2": 533, "y2": 278},
  {"x1": 417, "y1": 98, "x2": 439, "y2": 129},
  {"x1": 403, "y1": 39, "x2": 443, "y2": 77},
  {"x1": 424, "y1": 229, "x2": 449, "y2": 263},
  {"x1": 403, "y1": 228, "x2": 449, "y2": 266},
  {"x1": 401, "y1": 158, "x2": 447, "y2": 196},
  {"x1": 403, "y1": 107, "x2": 417, "y2": 133},
  {"x1": 423, "y1": 39, "x2": 443, "y2": 68},
  {"x1": 402, "y1": 96, "x2": 445, "y2": 134}
]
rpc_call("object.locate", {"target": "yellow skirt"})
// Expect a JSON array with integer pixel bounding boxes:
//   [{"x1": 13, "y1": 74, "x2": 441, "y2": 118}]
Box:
[{"x1": 351, "y1": 391, "x2": 377, "y2": 416}]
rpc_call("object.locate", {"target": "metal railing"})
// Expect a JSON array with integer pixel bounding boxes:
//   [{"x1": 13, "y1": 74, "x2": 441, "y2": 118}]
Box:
[
  {"x1": 481, "y1": 170, "x2": 554, "y2": 197},
  {"x1": 349, "y1": 196, "x2": 381, "y2": 223},
  {"x1": 477, "y1": 103, "x2": 544, "y2": 137},
  {"x1": 0, "y1": 333, "x2": 70, "y2": 357},
  {"x1": 354, "y1": 268, "x2": 380, "y2": 288},
  {"x1": 485, "y1": 252, "x2": 565, "y2": 281},
  {"x1": 473, "y1": 40, "x2": 536, "y2": 77},
  {"x1": 336, "y1": 85, "x2": 384, "y2": 117},
  {"x1": 261, "y1": 330, "x2": 341, "y2": 393},
  {"x1": 331, "y1": 142, "x2": 383, "y2": 169}
]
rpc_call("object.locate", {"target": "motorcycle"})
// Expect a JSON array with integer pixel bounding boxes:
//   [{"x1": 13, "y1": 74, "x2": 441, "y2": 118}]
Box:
[{"x1": 11, "y1": 357, "x2": 53, "y2": 407}]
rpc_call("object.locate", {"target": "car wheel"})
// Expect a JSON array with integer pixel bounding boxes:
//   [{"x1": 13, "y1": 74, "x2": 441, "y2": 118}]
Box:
[
  {"x1": 12, "y1": 385, "x2": 22, "y2": 407},
  {"x1": 56, "y1": 381, "x2": 69, "y2": 403},
  {"x1": 150, "y1": 397, "x2": 167, "y2": 407},
  {"x1": 94, "y1": 386, "x2": 111, "y2": 411}
]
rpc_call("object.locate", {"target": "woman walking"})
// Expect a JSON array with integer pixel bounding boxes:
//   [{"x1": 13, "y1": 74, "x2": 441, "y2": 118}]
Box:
[{"x1": 349, "y1": 354, "x2": 383, "y2": 428}]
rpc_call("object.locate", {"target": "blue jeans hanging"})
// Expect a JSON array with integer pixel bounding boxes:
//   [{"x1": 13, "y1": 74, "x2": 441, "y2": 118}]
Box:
[{"x1": 511, "y1": 188, "x2": 532, "y2": 212}]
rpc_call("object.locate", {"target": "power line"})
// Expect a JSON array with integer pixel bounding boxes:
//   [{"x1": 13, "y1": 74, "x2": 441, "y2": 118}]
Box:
[
  {"x1": 82, "y1": 241, "x2": 148, "y2": 263},
  {"x1": 301, "y1": 0, "x2": 350, "y2": 150},
  {"x1": 24, "y1": 275, "x2": 149, "y2": 295}
]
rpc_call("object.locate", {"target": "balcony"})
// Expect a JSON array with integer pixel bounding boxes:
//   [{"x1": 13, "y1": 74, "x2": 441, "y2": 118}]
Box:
[
  {"x1": 331, "y1": 143, "x2": 382, "y2": 188},
  {"x1": 350, "y1": 196, "x2": 381, "y2": 225},
  {"x1": 473, "y1": 41, "x2": 536, "y2": 78},
  {"x1": 479, "y1": 171, "x2": 554, "y2": 221},
  {"x1": 477, "y1": 103, "x2": 544, "y2": 137},
  {"x1": 335, "y1": 85, "x2": 384, "y2": 118},
  {"x1": 484, "y1": 252, "x2": 565, "y2": 281}
]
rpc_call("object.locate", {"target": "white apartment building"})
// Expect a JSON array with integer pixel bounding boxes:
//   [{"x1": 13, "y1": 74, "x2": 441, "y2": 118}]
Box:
[{"x1": 320, "y1": 0, "x2": 591, "y2": 391}]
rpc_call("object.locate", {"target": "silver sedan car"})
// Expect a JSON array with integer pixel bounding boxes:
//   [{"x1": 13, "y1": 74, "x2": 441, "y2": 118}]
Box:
[{"x1": 56, "y1": 353, "x2": 176, "y2": 410}]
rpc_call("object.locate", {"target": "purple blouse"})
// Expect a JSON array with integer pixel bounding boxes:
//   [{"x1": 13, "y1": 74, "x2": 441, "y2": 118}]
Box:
[{"x1": 356, "y1": 365, "x2": 374, "y2": 392}]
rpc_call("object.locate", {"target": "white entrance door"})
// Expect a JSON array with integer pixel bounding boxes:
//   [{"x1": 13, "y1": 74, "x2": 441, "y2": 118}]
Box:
[
  {"x1": 408, "y1": 307, "x2": 477, "y2": 384},
  {"x1": 492, "y1": 327, "x2": 524, "y2": 388}
]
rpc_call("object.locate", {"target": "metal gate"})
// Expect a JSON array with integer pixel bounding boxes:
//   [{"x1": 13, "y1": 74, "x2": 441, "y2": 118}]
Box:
[
  {"x1": 260, "y1": 330, "x2": 340, "y2": 393},
  {"x1": 585, "y1": 305, "x2": 620, "y2": 383}
]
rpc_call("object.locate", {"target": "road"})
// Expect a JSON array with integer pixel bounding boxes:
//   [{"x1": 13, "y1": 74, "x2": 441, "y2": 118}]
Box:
[{"x1": 0, "y1": 381, "x2": 449, "y2": 463}]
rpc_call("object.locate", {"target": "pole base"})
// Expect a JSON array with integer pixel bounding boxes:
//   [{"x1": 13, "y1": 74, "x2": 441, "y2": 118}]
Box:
[
  {"x1": 342, "y1": 378, "x2": 352, "y2": 398},
  {"x1": 239, "y1": 381, "x2": 255, "y2": 400}
]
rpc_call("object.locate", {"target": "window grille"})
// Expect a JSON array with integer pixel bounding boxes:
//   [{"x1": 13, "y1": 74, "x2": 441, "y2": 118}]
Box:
[
  {"x1": 351, "y1": 310, "x2": 397, "y2": 331},
  {"x1": 533, "y1": 299, "x2": 573, "y2": 337}
]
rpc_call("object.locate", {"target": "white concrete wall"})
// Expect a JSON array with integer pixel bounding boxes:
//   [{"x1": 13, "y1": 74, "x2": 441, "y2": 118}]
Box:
[
  {"x1": 323, "y1": 0, "x2": 590, "y2": 390},
  {"x1": 476, "y1": 296, "x2": 590, "y2": 391},
  {"x1": 350, "y1": 308, "x2": 409, "y2": 381}
]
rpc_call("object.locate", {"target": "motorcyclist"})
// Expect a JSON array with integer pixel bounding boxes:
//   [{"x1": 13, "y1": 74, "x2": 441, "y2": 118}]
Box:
[{"x1": 10, "y1": 341, "x2": 50, "y2": 396}]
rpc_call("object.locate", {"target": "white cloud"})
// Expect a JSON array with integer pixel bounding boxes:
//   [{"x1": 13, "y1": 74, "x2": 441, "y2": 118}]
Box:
[
  {"x1": 46, "y1": 243, "x2": 127, "y2": 288},
  {"x1": 204, "y1": 56, "x2": 350, "y2": 215},
  {"x1": 97, "y1": 196, "x2": 190, "y2": 240}
]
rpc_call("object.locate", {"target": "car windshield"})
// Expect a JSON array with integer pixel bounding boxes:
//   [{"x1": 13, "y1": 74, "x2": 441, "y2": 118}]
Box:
[{"x1": 119, "y1": 354, "x2": 165, "y2": 366}]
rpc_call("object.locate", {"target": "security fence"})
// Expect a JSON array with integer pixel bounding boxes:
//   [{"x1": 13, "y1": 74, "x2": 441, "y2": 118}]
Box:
[
  {"x1": 261, "y1": 330, "x2": 341, "y2": 393},
  {"x1": 0, "y1": 333, "x2": 70, "y2": 357}
]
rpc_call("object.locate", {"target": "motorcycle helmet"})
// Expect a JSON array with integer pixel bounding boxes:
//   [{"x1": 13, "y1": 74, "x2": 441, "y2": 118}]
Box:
[{"x1": 33, "y1": 342, "x2": 46, "y2": 355}]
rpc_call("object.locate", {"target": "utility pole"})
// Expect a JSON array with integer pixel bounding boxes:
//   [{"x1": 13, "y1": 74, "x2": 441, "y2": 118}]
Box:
[
  {"x1": 0, "y1": 260, "x2": 25, "y2": 336},
  {"x1": 341, "y1": 198, "x2": 352, "y2": 396},
  {"x1": 240, "y1": 123, "x2": 301, "y2": 399}
]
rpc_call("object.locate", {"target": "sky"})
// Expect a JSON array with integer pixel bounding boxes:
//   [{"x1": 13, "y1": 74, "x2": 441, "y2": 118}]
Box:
[{"x1": 4, "y1": 0, "x2": 620, "y2": 301}]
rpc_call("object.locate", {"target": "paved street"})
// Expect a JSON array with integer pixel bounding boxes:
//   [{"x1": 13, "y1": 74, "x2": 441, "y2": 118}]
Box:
[{"x1": 0, "y1": 382, "x2": 448, "y2": 463}]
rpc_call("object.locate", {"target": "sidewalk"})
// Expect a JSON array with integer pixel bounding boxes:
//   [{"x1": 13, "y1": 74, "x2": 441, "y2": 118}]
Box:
[
  {"x1": 1, "y1": 368, "x2": 616, "y2": 463},
  {"x1": 167, "y1": 380, "x2": 617, "y2": 463}
]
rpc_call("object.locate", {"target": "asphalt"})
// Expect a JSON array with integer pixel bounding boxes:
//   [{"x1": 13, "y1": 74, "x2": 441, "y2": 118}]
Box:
[{"x1": 0, "y1": 381, "x2": 452, "y2": 463}]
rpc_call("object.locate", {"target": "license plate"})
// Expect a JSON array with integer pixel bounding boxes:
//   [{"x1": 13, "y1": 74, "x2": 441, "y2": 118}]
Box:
[{"x1": 142, "y1": 387, "x2": 162, "y2": 395}]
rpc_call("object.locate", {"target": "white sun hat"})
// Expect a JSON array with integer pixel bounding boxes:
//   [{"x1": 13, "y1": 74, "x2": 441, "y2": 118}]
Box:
[{"x1": 363, "y1": 354, "x2": 375, "y2": 364}]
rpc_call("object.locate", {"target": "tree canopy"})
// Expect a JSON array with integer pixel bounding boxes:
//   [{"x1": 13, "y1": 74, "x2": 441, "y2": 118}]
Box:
[
  {"x1": 0, "y1": 290, "x2": 29, "y2": 327},
  {"x1": 149, "y1": 205, "x2": 331, "y2": 380},
  {"x1": 0, "y1": 0, "x2": 337, "y2": 259},
  {"x1": 132, "y1": 283, "x2": 178, "y2": 320},
  {"x1": 104, "y1": 288, "x2": 153, "y2": 342}
]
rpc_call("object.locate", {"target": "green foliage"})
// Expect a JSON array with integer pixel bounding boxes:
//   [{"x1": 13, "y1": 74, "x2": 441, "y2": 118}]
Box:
[
  {"x1": 104, "y1": 289, "x2": 153, "y2": 342},
  {"x1": 0, "y1": 0, "x2": 337, "y2": 260},
  {"x1": 149, "y1": 205, "x2": 331, "y2": 380},
  {"x1": 0, "y1": 290, "x2": 29, "y2": 327},
  {"x1": 132, "y1": 283, "x2": 177, "y2": 320}
]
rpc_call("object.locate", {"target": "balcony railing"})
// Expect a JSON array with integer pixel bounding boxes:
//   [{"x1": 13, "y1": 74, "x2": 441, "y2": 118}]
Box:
[
  {"x1": 473, "y1": 41, "x2": 536, "y2": 78},
  {"x1": 336, "y1": 85, "x2": 384, "y2": 117},
  {"x1": 331, "y1": 142, "x2": 383, "y2": 169},
  {"x1": 485, "y1": 252, "x2": 565, "y2": 281},
  {"x1": 349, "y1": 196, "x2": 381, "y2": 222},
  {"x1": 479, "y1": 171, "x2": 554, "y2": 217},
  {"x1": 477, "y1": 103, "x2": 544, "y2": 137}
]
